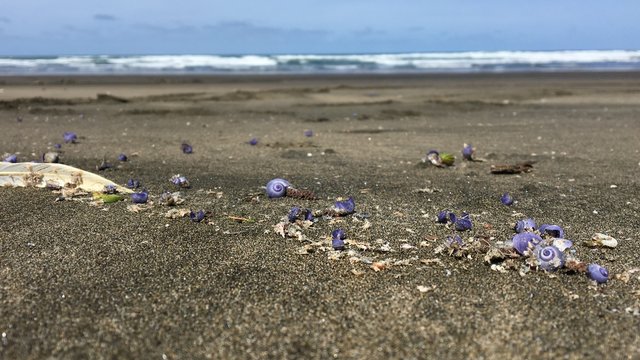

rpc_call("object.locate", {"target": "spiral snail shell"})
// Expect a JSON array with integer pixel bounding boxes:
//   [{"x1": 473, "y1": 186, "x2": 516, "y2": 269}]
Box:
[{"x1": 266, "y1": 178, "x2": 290, "y2": 198}]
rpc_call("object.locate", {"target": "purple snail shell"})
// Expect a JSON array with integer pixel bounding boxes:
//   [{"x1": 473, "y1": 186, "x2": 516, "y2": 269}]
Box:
[
  {"x1": 63, "y1": 131, "x2": 77, "y2": 144},
  {"x1": 332, "y1": 238, "x2": 345, "y2": 250},
  {"x1": 3, "y1": 154, "x2": 17, "y2": 163},
  {"x1": 538, "y1": 224, "x2": 565, "y2": 239},
  {"x1": 126, "y1": 178, "x2": 141, "y2": 189},
  {"x1": 266, "y1": 178, "x2": 290, "y2": 198},
  {"x1": 455, "y1": 218, "x2": 472, "y2": 231},
  {"x1": 446, "y1": 235, "x2": 464, "y2": 248},
  {"x1": 535, "y1": 245, "x2": 565, "y2": 271},
  {"x1": 436, "y1": 210, "x2": 449, "y2": 224},
  {"x1": 501, "y1": 193, "x2": 514, "y2": 206},
  {"x1": 304, "y1": 129, "x2": 314, "y2": 137},
  {"x1": 248, "y1": 138, "x2": 258, "y2": 146},
  {"x1": 587, "y1": 264, "x2": 609, "y2": 284},
  {"x1": 190, "y1": 210, "x2": 206, "y2": 223},
  {"x1": 118, "y1": 153, "x2": 128, "y2": 161},
  {"x1": 181, "y1": 142, "x2": 193, "y2": 154},
  {"x1": 515, "y1": 218, "x2": 537, "y2": 233},
  {"x1": 304, "y1": 209, "x2": 314, "y2": 221},
  {"x1": 332, "y1": 228, "x2": 347, "y2": 240},
  {"x1": 288, "y1": 207, "x2": 301, "y2": 222},
  {"x1": 512, "y1": 232, "x2": 543, "y2": 255},
  {"x1": 131, "y1": 191, "x2": 148, "y2": 204},
  {"x1": 171, "y1": 175, "x2": 190, "y2": 188},
  {"x1": 333, "y1": 197, "x2": 355, "y2": 215},
  {"x1": 462, "y1": 143, "x2": 474, "y2": 161}
]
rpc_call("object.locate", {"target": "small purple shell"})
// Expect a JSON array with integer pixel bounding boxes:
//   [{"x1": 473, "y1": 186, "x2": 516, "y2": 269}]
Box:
[
  {"x1": 103, "y1": 184, "x2": 117, "y2": 194},
  {"x1": 126, "y1": 178, "x2": 141, "y2": 189},
  {"x1": 288, "y1": 207, "x2": 301, "y2": 222},
  {"x1": 3, "y1": 154, "x2": 17, "y2": 163},
  {"x1": 538, "y1": 224, "x2": 565, "y2": 239},
  {"x1": 436, "y1": 210, "x2": 449, "y2": 224},
  {"x1": 266, "y1": 178, "x2": 290, "y2": 198},
  {"x1": 446, "y1": 235, "x2": 464, "y2": 248},
  {"x1": 511, "y1": 232, "x2": 543, "y2": 255},
  {"x1": 501, "y1": 193, "x2": 514, "y2": 206},
  {"x1": 515, "y1": 218, "x2": 537, "y2": 233},
  {"x1": 333, "y1": 197, "x2": 356, "y2": 215},
  {"x1": 190, "y1": 209, "x2": 206, "y2": 223},
  {"x1": 304, "y1": 209, "x2": 314, "y2": 221},
  {"x1": 454, "y1": 217, "x2": 473, "y2": 231},
  {"x1": 171, "y1": 175, "x2": 190, "y2": 188},
  {"x1": 248, "y1": 138, "x2": 258, "y2": 146},
  {"x1": 462, "y1": 144, "x2": 474, "y2": 161},
  {"x1": 131, "y1": 191, "x2": 148, "y2": 204},
  {"x1": 332, "y1": 238, "x2": 345, "y2": 250},
  {"x1": 181, "y1": 142, "x2": 193, "y2": 154},
  {"x1": 535, "y1": 245, "x2": 565, "y2": 271},
  {"x1": 63, "y1": 131, "x2": 77, "y2": 144},
  {"x1": 118, "y1": 153, "x2": 128, "y2": 162},
  {"x1": 304, "y1": 129, "x2": 314, "y2": 137},
  {"x1": 587, "y1": 264, "x2": 609, "y2": 284},
  {"x1": 332, "y1": 228, "x2": 346, "y2": 240}
]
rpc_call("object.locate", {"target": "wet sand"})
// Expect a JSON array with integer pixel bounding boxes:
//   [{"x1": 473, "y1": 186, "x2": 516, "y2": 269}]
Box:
[{"x1": 1, "y1": 73, "x2": 639, "y2": 359}]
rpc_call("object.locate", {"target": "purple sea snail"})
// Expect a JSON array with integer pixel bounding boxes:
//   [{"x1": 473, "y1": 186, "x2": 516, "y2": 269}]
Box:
[
  {"x1": 501, "y1": 193, "x2": 514, "y2": 206},
  {"x1": 535, "y1": 245, "x2": 565, "y2": 271},
  {"x1": 171, "y1": 174, "x2": 190, "y2": 188},
  {"x1": 63, "y1": 131, "x2": 77, "y2": 144},
  {"x1": 266, "y1": 178, "x2": 290, "y2": 198},
  {"x1": 538, "y1": 224, "x2": 564, "y2": 239},
  {"x1": 190, "y1": 209, "x2": 206, "y2": 223},
  {"x1": 333, "y1": 197, "x2": 355, "y2": 215},
  {"x1": 131, "y1": 190, "x2": 149, "y2": 204},
  {"x1": 511, "y1": 232, "x2": 543, "y2": 255},
  {"x1": 515, "y1": 218, "x2": 537, "y2": 233},
  {"x1": 331, "y1": 228, "x2": 346, "y2": 250},
  {"x1": 462, "y1": 143, "x2": 475, "y2": 161},
  {"x1": 3, "y1": 154, "x2": 17, "y2": 163},
  {"x1": 587, "y1": 264, "x2": 609, "y2": 284},
  {"x1": 181, "y1": 142, "x2": 193, "y2": 154}
]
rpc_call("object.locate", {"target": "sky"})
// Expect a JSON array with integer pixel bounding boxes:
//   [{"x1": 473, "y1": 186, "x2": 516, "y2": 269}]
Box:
[{"x1": 1, "y1": 0, "x2": 639, "y2": 55}]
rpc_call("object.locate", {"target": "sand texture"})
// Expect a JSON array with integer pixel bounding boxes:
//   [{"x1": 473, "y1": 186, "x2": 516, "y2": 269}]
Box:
[{"x1": 1, "y1": 73, "x2": 640, "y2": 359}]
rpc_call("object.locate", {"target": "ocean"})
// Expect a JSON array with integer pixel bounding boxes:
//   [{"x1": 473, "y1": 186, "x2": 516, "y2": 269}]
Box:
[{"x1": 1, "y1": 50, "x2": 640, "y2": 75}]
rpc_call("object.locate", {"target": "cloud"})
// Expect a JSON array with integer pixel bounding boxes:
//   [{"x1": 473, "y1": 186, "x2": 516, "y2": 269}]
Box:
[{"x1": 94, "y1": 14, "x2": 117, "y2": 21}]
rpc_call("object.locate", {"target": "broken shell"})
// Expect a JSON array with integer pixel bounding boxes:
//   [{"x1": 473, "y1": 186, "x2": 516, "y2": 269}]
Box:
[
  {"x1": 3, "y1": 154, "x2": 17, "y2": 163},
  {"x1": 538, "y1": 224, "x2": 564, "y2": 239},
  {"x1": 333, "y1": 197, "x2": 355, "y2": 215},
  {"x1": 511, "y1": 232, "x2": 543, "y2": 255},
  {"x1": 552, "y1": 238, "x2": 573, "y2": 252},
  {"x1": 170, "y1": 174, "x2": 190, "y2": 188},
  {"x1": 42, "y1": 152, "x2": 60, "y2": 163},
  {"x1": 515, "y1": 218, "x2": 537, "y2": 233},
  {"x1": 585, "y1": 233, "x2": 618, "y2": 248}
]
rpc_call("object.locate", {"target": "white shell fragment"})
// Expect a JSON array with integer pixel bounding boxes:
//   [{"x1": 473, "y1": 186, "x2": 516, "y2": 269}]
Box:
[{"x1": 584, "y1": 233, "x2": 618, "y2": 248}]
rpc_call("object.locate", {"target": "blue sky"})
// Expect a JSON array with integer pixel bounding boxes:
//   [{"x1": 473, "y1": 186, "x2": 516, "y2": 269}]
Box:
[{"x1": 1, "y1": 0, "x2": 639, "y2": 55}]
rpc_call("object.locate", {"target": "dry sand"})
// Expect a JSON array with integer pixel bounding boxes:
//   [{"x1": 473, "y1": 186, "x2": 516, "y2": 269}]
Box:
[{"x1": 1, "y1": 73, "x2": 639, "y2": 359}]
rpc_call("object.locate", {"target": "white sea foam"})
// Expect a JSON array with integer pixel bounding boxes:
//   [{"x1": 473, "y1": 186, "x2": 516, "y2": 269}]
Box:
[{"x1": 1, "y1": 50, "x2": 640, "y2": 74}]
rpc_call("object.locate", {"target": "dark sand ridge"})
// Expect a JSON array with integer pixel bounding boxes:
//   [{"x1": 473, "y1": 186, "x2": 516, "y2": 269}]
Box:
[{"x1": 1, "y1": 73, "x2": 639, "y2": 359}]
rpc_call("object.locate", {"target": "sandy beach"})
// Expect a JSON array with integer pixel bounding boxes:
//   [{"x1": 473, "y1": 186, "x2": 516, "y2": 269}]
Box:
[{"x1": 1, "y1": 72, "x2": 639, "y2": 359}]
